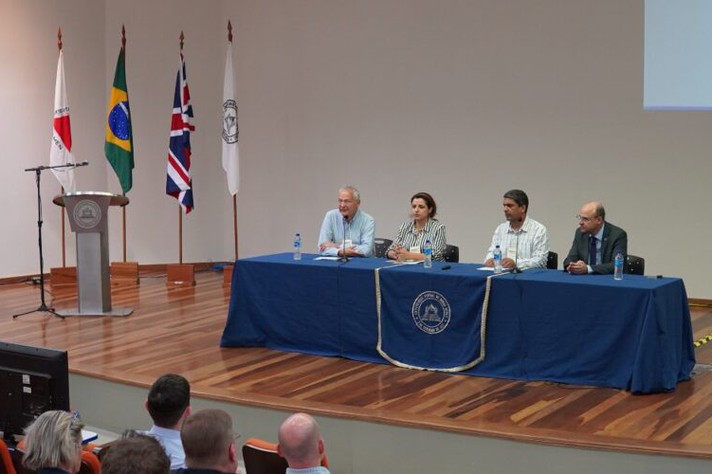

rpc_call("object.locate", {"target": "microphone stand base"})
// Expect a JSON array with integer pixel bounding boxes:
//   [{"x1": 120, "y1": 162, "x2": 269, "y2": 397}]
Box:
[{"x1": 13, "y1": 304, "x2": 65, "y2": 320}]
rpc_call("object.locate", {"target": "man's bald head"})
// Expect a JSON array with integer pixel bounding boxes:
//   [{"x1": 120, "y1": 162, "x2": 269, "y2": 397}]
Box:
[{"x1": 277, "y1": 413, "x2": 324, "y2": 469}]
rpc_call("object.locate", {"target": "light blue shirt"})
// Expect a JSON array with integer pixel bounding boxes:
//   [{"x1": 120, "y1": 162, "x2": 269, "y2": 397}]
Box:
[
  {"x1": 286, "y1": 468, "x2": 330, "y2": 474},
  {"x1": 318, "y1": 208, "x2": 375, "y2": 257},
  {"x1": 146, "y1": 425, "x2": 186, "y2": 470}
]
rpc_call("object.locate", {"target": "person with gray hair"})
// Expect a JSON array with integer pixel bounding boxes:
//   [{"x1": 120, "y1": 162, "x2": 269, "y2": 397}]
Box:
[
  {"x1": 22, "y1": 410, "x2": 84, "y2": 474},
  {"x1": 277, "y1": 413, "x2": 329, "y2": 473},
  {"x1": 174, "y1": 409, "x2": 238, "y2": 474},
  {"x1": 484, "y1": 189, "x2": 549, "y2": 270},
  {"x1": 318, "y1": 185, "x2": 375, "y2": 258}
]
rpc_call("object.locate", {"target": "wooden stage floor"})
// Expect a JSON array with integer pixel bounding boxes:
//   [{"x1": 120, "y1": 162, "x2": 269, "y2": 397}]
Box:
[{"x1": 1, "y1": 269, "x2": 712, "y2": 460}]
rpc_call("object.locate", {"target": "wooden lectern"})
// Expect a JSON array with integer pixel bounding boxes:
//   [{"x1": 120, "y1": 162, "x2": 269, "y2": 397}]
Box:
[{"x1": 53, "y1": 192, "x2": 133, "y2": 317}]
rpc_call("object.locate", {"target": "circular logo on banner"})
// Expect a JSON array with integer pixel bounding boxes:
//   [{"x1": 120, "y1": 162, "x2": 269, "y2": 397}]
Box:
[
  {"x1": 73, "y1": 200, "x2": 101, "y2": 229},
  {"x1": 222, "y1": 99, "x2": 239, "y2": 144},
  {"x1": 412, "y1": 291, "x2": 451, "y2": 334}
]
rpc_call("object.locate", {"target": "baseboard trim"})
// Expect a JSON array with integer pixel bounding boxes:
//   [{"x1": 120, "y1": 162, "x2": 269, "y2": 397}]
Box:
[{"x1": 0, "y1": 262, "x2": 232, "y2": 285}]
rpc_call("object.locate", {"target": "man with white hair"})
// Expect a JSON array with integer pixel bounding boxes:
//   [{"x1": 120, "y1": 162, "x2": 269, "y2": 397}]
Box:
[{"x1": 318, "y1": 185, "x2": 375, "y2": 258}]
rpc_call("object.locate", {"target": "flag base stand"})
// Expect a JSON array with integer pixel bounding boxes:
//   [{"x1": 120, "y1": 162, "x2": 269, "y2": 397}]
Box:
[
  {"x1": 223, "y1": 264, "x2": 233, "y2": 288},
  {"x1": 111, "y1": 261, "x2": 139, "y2": 285},
  {"x1": 50, "y1": 266, "x2": 77, "y2": 288},
  {"x1": 56, "y1": 307, "x2": 133, "y2": 317},
  {"x1": 167, "y1": 264, "x2": 195, "y2": 287}
]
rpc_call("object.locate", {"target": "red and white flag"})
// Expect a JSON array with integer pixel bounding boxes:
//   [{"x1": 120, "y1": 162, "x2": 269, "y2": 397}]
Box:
[{"x1": 50, "y1": 50, "x2": 76, "y2": 191}]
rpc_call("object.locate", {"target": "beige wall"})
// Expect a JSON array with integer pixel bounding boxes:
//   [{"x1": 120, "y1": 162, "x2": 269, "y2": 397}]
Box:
[
  {"x1": 71, "y1": 373, "x2": 712, "y2": 474},
  {"x1": 2, "y1": 0, "x2": 711, "y2": 297}
]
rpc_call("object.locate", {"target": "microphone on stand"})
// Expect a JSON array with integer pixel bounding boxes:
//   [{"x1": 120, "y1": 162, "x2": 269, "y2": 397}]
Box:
[
  {"x1": 24, "y1": 161, "x2": 89, "y2": 172},
  {"x1": 512, "y1": 230, "x2": 522, "y2": 274},
  {"x1": 339, "y1": 215, "x2": 349, "y2": 263}
]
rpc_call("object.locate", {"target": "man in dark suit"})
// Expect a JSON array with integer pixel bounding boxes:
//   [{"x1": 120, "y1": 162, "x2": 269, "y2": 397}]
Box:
[{"x1": 564, "y1": 201, "x2": 627, "y2": 275}]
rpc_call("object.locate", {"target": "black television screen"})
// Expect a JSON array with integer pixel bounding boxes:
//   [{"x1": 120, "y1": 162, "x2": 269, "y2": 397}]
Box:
[{"x1": 0, "y1": 341, "x2": 69, "y2": 443}]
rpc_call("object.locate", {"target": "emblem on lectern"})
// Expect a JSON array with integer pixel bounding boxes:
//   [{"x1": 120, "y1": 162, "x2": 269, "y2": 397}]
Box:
[
  {"x1": 412, "y1": 291, "x2": 451, "y2": 334},
  {"x1": 73, "y1": 200, "x2": 101, "y2": 229}
]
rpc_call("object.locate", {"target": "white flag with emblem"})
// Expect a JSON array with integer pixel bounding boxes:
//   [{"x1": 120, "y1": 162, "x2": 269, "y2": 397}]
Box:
[{"x1": 221, "y1": 41, "x2": 239, "y2": 195}]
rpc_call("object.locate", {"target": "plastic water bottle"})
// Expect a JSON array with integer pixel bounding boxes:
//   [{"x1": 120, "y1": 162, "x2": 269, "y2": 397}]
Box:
[
  {"x1": 614, "y1": 252, "x2": 624, "y2": 280},
  {"x1": 423, "y1": 239, "x2": 432, "y2": 268},
  {"x1": 493, "y1": 245, "x2": 502, "y2": 274},
  {"x1": 293, "y1": 233, "x2": 302, "y2": 260}
]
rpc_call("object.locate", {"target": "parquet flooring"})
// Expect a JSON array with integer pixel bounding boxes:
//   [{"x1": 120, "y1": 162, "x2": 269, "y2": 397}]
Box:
[{"x1": 1, "y1": 270, "x2": 712, "y2": 459}]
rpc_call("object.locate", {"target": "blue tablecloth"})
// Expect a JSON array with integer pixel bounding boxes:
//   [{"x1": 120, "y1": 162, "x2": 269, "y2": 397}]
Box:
[{"x1": 220, "y1": 253, "x2": 695, "y2": 393}]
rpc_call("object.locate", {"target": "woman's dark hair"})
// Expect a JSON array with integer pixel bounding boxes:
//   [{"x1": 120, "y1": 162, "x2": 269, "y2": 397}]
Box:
[{"x1": 411, "y1": 192, "x2": 437, "y2": 218}]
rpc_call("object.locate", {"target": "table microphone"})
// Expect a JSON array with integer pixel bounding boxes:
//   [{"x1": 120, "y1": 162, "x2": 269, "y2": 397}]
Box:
[
  {"x1": 512, "y1": 230, "x2": 522, "y2": 273},
  {"x1": 339, "y1": 215, "x2": 349, "y2": 262}
]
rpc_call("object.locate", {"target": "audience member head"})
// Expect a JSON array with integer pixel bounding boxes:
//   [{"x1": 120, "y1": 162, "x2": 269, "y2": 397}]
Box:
[
  {"x1": 410, "y1": 192, "x2": 437, "y2": 219},
  {"x1": 145, "y1": 373, "x2": 191, "y2": 429},
  {"x1": 277, "y1": 413, "x2": 325, "y2": 469},
  {"x1": 22, "y1": 410, "x2": 84, "y2": 473},
  {"x1": 180, "y1": 409, "x2": 238, "y2": 473},
  {"x1": 101, "y1": 432, "x2": 170, "y2": 474}
]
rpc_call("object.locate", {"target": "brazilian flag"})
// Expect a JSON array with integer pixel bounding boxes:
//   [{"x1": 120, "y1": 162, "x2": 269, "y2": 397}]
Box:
[{"x1": 105, "y1": 47, "x2": 134, "y2": 194}]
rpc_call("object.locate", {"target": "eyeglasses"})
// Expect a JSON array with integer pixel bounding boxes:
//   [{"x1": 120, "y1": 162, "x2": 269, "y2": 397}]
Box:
[
  {"x1": 338, "y1": 199, "x2": 355, "y2": 205},
  {"x1": 576, "y1": 215, "x2": 595, "y2": 223}
]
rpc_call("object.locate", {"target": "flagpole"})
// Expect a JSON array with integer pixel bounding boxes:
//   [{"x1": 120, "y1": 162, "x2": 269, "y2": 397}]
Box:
[
  {"x1": 57, "y1": 29, "x2": 68, "y2": 269},
  {"x1": 178, "y1": 31, "x2": 184, "y2": 266},
  {"x1": 233, "y1": 195, "x2": 238, "y2": 260},
  {"x1": 121, "y1": 25, "x2": 128, "y2": 263},
  {"x1": 61, "y1": 187, "x2": 66, "y2": 268},
  {"x1": 227, "y1": 21, "x2": 239, "y2": 261},
  {"x1": 178, "y1": 205, "x2": 183, "y2": 265},
  {"x1": 122, "y1": 205, "x2": 127, "y2": 262}
]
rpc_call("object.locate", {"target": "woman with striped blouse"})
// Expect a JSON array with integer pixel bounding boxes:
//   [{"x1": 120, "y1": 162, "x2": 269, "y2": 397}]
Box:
[{"x1": 385, "y1": 192, "x2": 447, "y2": 262}]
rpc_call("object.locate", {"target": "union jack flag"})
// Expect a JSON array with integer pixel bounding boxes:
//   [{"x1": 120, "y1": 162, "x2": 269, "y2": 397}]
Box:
[{"x1": 166, "y1": 55, "x2": 195, "y2": 213}]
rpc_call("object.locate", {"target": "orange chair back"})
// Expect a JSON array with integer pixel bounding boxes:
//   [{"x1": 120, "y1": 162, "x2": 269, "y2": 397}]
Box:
[
  {"x1": 242, "y1": 438, "x2": 287, "y2": 474},
  {"x1": 241, "y1": 437, "x2": 329, "y2": 473},
  {"x1": 0, "y1": 439, "x2": 17, "y2": 474},
  {"x1": 78, "y1": 451, "x2": 101, "y2": 474}
]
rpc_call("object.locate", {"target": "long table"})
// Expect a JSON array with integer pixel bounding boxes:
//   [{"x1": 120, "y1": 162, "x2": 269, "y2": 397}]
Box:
[{"x1": 220, "y1": 253, "x2": 695, "y2": 393}]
